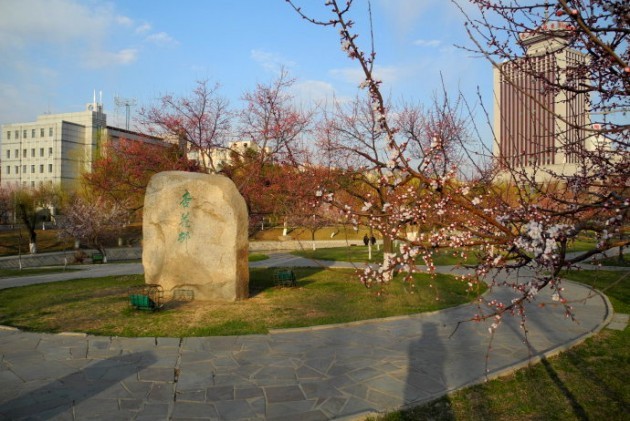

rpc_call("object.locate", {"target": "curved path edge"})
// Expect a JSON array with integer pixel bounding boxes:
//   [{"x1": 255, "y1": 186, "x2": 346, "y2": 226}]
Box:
[{"x1": 0, "y1": 254, "x2": 617, "y2": 421}]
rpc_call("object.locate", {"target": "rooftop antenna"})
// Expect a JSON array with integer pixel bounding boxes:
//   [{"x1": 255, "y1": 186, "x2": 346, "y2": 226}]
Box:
[
  {"x1": 544, "y1": 1, "x2": 549, "y2": 21},
  {"x1": 114, "y1": 95, "x2": 137, "y2": 130}
]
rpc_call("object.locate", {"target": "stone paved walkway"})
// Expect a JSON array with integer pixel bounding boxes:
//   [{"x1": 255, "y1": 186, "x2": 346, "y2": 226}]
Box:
[{"x1": 0, "y1": 252, "x2": 618, "y2": 420}]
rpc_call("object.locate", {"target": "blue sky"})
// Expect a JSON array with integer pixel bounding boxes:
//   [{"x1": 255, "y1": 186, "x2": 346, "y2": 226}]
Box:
[{"x1": 0, "y1": 0, "x2": 491, "y2": 135}]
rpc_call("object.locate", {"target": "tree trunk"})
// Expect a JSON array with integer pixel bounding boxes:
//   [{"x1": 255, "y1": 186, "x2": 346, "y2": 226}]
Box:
[
  {"x1": 382, "y1": 236, "x2": 394, "y2": 254},
  {"x1": 368, "y1": 226, "x2": 373, "y2": 261},
  {"x1": 97, "y1": 242, "x2": 107, "y2": 263},
  {"x1": 18, "y1": 204, "x2": 37, "y2": 254}
]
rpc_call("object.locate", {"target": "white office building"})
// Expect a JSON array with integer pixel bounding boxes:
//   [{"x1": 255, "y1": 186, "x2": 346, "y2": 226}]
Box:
[{"x1": 1, "y1": 102, "x2": 163, "y2": 192}]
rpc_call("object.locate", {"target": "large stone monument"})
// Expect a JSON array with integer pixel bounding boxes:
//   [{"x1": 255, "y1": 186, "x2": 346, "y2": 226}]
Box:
[{"x1": 142, "y1": 171, "x2": 249, "y2": 301}]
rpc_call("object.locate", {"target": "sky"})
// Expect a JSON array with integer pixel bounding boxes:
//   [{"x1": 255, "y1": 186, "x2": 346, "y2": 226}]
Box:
[{"x1": 0, "y1": 0, "x2": 492, "y2": 137}]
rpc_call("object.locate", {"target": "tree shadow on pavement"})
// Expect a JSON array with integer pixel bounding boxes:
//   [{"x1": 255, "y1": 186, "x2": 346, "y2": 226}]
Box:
[{"x1": 0, "y1": 351, "x2": 157, "y2": 420}]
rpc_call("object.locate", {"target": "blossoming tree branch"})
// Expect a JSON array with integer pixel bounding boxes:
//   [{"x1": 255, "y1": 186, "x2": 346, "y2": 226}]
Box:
[{"x1": 287, "y1": 0, "x2": 629, "y2": 334}]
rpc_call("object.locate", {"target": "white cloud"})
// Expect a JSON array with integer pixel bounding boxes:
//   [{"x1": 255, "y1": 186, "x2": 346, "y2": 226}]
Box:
[
  {"x1": 0, "y1": 82, "x2": 53, "y2": 124},
  {"x1": 377, "y1": 0, "x2": 472, "y2": 34},
  {"x1": 376, "y1": 0, "x2": 434, "y2": 36},
  {"x1": 135, "y1": 22, "x2": 152, "y2": 34},
  {"x1": 413, "y1": 39, "x2": 441, "y2": 47},
  {"x1": 0, "y1": 0, "x2": 111, "y2": 49},
  {"x1": 145, "y1": 32, "x2": 178, "y2": 47},
  {"x1": 116, "y1": 15, "x2": 134, "y2": 27},
  {"x1": 0, "y1": 0, "x2": 176, "y2": 72},
  {"x1": 250, "y1": 49, "x2": 296, "y2": 74},
  {"x1": 289, "y1": 80, "x2": 347, "y2": 107},
  {"x1": 329, "y1": 65, "x2": 402, "y2": 86},
  {"x1": 84, "y1": 48, "x2": 138, "y2": 68}
]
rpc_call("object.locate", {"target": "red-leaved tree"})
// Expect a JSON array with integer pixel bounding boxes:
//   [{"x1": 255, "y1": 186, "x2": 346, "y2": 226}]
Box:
[
  {"x1": 218, "y1": 70, "x2": 314, "y2": 233},
  {"x1": 83, "y1": 138, "x2": 199, "y2": 215}
]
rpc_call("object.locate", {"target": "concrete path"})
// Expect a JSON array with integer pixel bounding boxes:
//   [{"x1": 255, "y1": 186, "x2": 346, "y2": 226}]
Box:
[{"x1": 0, "y1": 252, "x2": 618, "y2": 420}]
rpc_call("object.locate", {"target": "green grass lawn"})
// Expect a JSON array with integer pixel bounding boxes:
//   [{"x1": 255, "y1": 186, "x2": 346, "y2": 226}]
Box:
[
  {"x1": 250, "y1": 225, "x2": 367, "y2": 241},
  {"x1": 0, "y1": 267, "x2": 80, "y2": 278},
  {"x1": 370, "y1": 268, "x2": 630, "y2": 421},
  {"x1": 593, "y1": 253, "x2": 630, "y2": 267},
  {"x1": 566, "y1": 238, "x2": 597, "y2": 252},
  {"x1": 561, "y1": 269, "x2": 629, "y2": 313},
  {"x1": 293, "y1": 246, "x2": 479, "y2": 266},
  {"x1": 0, "y1": 253, "x2": 268, "y2": 278},
  {"x1": 0, "y1": 224, "x2": 143, "y2": 256},
  {"x1": 0, "y1": 268, "x2": 484, "y2": 337},
  {"x1": 0, "y1": 224, "x2": 367, "y2": 257}
]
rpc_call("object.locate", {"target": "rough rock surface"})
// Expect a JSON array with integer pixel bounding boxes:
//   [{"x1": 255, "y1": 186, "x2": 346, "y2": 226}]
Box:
[{"x1": 142, "y1": 171, "x2": 249, "y2": 301}]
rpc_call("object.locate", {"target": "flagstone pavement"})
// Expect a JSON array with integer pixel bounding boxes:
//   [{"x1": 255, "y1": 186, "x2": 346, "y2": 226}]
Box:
[{"x1": 0, "y1": 251, "x2": 621, "y2": 420}]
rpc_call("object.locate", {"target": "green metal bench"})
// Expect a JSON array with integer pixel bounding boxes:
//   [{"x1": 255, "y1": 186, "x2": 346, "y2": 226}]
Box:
[
  {"x1": 129, "y1": 284, "x2": 164, "y2": 311},
  {"x1": 92, "y1": 253, "x2": 104, "y2": 264},
  {"x1": 273, "y1": 268, "x2": 296, "y2": 287},
  {"x1": 129, "y1": 294, "x2": 156, "y2": 311}
]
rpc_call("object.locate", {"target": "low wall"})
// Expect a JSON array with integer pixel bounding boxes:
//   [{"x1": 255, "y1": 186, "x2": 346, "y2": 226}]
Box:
[
  {"x1": 0, "y1": 240, "x2": 374, "y2": 269},
  {"x1": 249, "y1": 239, "x2": 366, "y2": 251},
  {"x1": 0, "y1": 248, "x2": 142, "y2": 269}
]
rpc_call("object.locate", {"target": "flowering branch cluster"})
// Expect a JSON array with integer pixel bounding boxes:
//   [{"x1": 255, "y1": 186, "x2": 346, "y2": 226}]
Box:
[
  {"x1": 57, "y1": 196, "x2": 130, "y2": 257},
  {"x1": 288, "y1": 0, "x2": 629, "y2": 332}
]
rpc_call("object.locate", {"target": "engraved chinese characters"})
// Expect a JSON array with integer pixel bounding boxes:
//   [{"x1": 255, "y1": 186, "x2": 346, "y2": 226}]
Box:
[{"x1": 143, "y1": 171, "x2": 249, "y2": 301}]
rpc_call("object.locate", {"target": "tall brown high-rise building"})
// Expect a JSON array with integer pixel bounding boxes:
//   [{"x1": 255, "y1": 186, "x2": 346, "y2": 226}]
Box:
[{"x1": 493, "y1": 20, "x2": 591, "y2": 176}]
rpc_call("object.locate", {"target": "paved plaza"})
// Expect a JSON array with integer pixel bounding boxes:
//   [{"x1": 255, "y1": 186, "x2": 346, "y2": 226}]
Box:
[{"x1": 0, "y1": 252, "x2": 618, "y2": 420}]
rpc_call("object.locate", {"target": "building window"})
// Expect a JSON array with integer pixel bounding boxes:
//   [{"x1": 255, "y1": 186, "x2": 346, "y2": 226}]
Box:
[
  {"x1": 31, "y1": 129, "x2": 36, "y2": 138},
  {"x1": 15, "y1": 130, "x2": 19, "y2": 139},
  {"x1": 49, "y1": 147, "x2": 53, "y2": 156},
  {"x1": 49, "y1": 127, "x2": 53, "y2": 137},
  {"x1": 14, "y1": 149, "x2": 18, "y2": 157},
  {"x1": 40, "y1": 164, "x2": 44, "y2": 173},
  {"x1": 40, "y1": 148, "x2": 44, "y2": 157},
  {"x1": 6, "y1": 166, "x2": 10, "y2": 175},
  {"x1": 48, "y1": 164, "x2": 53, "y2": 173},
  {"x1": 31, "y1": 148, "x2": 35, "y2": 157},
  {"x1": 31, "y1": 165, "x2": 35, "y2": 173},
  {"x1": 22, "y1": 165, "x2": 26, "y2": 173},
  {"x1": 40, "y1": 128, "x2": 45, "y2": 137},
  {"x1": 6, "y1": 150, "x2": 10, "y2": 159},
  {"x1": 6, "y1": 131, "x2": 10, "y2": 140},
  {"x1": 23, "y1": 130, "x2": 27, "y2": 139},
  {"x1": 22, "y1": 149, "x2": 26, "y2": 158},
  {"x1": 15, "y1": 166, "x2": 19, "y2": 174}
]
